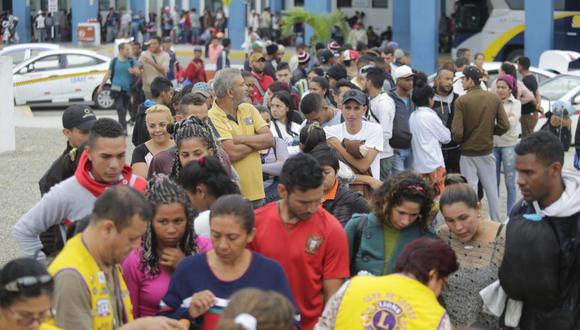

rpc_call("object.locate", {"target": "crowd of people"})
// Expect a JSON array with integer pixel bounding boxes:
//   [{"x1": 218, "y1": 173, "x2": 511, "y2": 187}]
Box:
[{"x1": 3, "y1": 13, "x2": 580, "y2": 330}]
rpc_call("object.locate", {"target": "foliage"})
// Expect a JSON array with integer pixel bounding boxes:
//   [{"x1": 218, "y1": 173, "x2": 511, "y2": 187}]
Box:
[{"x1": 281, "y1": 7, "x2": 350, "y2": 46}]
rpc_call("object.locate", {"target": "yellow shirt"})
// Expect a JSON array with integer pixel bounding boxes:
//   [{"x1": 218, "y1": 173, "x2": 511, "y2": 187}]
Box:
[
  {"x1": 209, "y1": 102, "x2": 267, "y2": 201},
  {"x1": 334, "y1": 274, "x2": 451, "y2": 330}
]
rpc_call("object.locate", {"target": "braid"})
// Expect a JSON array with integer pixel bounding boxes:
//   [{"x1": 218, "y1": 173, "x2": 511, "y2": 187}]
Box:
[
  {"x1": 140, "y1": 174, "x2": 199, "y2": 277},
  {"x1": 169, "y1": 116, "x2": 224, "y2": 179}
]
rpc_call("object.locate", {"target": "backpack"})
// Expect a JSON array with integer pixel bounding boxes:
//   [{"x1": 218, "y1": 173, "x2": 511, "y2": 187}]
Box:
[
  {"x1": 109, "y1": 57, "x2": 136, "y2": 88},
  {"x1": 388, "y1": 92, "x2": 413, "y2": 149}
]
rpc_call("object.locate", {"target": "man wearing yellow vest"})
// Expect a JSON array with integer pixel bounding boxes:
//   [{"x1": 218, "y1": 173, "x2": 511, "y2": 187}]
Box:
[
  {"x1": 48, "y1": 186, "x2": 185, "y2": 330},
  {"x1": 315, "y1": 238, "x2": 458, "y2": 330}
]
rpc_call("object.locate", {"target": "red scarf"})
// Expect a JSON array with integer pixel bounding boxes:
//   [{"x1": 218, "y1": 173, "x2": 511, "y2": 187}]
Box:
[{"x1": 74, "y1": 150, "x2": 146, "y2": 197}]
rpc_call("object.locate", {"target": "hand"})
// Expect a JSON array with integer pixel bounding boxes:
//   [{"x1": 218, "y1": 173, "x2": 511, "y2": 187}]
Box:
[
  {"x1": 159, "y1": 247, "x2": 186, "y2": 270},
  {"x1": 537, "y1": 105, "x2": 544, "y2": 114},
  {"x1": 327, "y1": 137, "x2": 341, "y2": 149},
  {"x1": 188, "y1": 290, "x2": 216, "y2": 318},
  {"x1": 144, "y1": 57, "x2": 154, "y2": 65},
  {"x1": 97, "y1": 85, "x2": 104, "y2": 94},
  {"x1": 121, "y1": 316, "x2": 186, "y2": 330}
]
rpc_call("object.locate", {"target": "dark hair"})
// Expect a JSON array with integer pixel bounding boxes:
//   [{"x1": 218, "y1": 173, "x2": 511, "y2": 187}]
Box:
[
  {"x1": 393, "y1": 237, "x2": 459, "y2": 284},
  {"x1": 454, "y1": 57, "x2": 469, "y2": 68},
  {"x1": 217, "y1": 289, "x2": 294, "y2": 330},
  {"x1": 411, "y1": 84, "x2": 435, "y2": 107},
  {"x1": 474, "y1": 52, "x2": 485, "y2": 61},
  {"x1": 515, "y1": 130, "x2": 565, "y2": 166},
  {"x1": 300, "y1": 93, "x2": 324, "y2": 115},
  {"x1": 141, "y1": 175, "x2": 199, "y2": 276},
  {"x1": 356, "y1": 41, "x2": 366, "y2": 52},
  {"x1": 500, "y1": 62, "x2": 518, "y2": 96},
  {"x1": 439, "y1": 183, "x2": 479, "y2": 210},
  {"x1": 149, "y1": 35, "x2": 162, "y2": 44},
  {"x1": 151, "y1": 76, "x2": 173, "y2": 98},
  {"x1": 179, "y1": 93, "x2": 207, "y2": 116},
  {"x1": 0, "y1": 258, "x2": 53, "y2": 308},
  {"x1": 372, "y1": 171, "x2": 435, "y2": 230},
  {"x1": 309, "y1": 144, "x2": 339, "y2": 172},
  {"x1": 210, "y1": 194, "x2": 254, "y2": 233},
  {"x1": 334, "y1": 79, "x2": 358, "y2": 92},
  {"x1": 300, "y1": 123, "x2": 326, "y2": 153},
  {"x1": 271, "y1": 91, "x2": 296, "y2": 136},
  {"x1": 310, "y1": 76, "x2": 329, "y2": 97},
  {"x1": 178, "y1": 156, "x2": 240, "y2": 200},
  {"x1": 90, "y1": 185, "x2": 153, "y2": 231},
  {"x1": 444, "y1": 173, "x2": 468, "y2": 186},
  {"x1": 280, "y1": 153, "x2": 324, "y2": 193},
  {"x1": 380, "y1": 46, "x2": 394, "y2": 56},
  {"x1": 413, "y1": 71, "x2": 429, "y2": 88},
  {"x1": 118, "y1": 42, "x2": 128, "y2": 51},
  {"x1": 308, "y1": 68, "x2": 324, "y2": 78},
  {"x1": 222, "y1": 38, "x2": 231, "y2": 48},
  {"x1": 364, "y1": 67, "x2": 386, "y2": 89},
  {"x1": 241, "y1": 70, "x2": 253, "y2": 79},
  {"x1": 268, "y1": 81, "x2": 291, "y2": 94},
  {"x1": 87, "y1": 118, "x2": 125, "y2": 147},
  {"x1": 276, "y1": 61, "x2": 290, "y2": 72},
  {"x1": 456, "y1": 47, "x2": 470, "y2": 59},
  {"x1": 439, "y1": 61, "x2": 456, "y2": 74},
  {"x1": 356, "y1": 54, "x2": 376, "y2": 69}
]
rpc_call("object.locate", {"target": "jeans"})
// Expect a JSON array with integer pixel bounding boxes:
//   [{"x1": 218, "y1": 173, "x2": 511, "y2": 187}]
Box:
[
  {"x1": 380, "y1": 156, "x2": 395, "y2": 181},
  {"x1": 392, "y1": 148, "x2": 413, "y2": 174},
  {"x1": 494, "y1": 146, "x2": 517, "y2": 216},
  {"x1": 191, "y1": 27, "x2": 200, "y2": 44},
  {"x1": 460, "y1": 154, "x2": 501, "y2": 222},
  {"x1": 114, "y1": 91, "x2": 131, "y2": 130}
]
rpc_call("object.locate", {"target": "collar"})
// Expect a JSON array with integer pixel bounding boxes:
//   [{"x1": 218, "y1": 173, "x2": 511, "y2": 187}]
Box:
[
  {"x1": 212, "y1": 100, "x2": 238, "y2": 122},
  {"x1": 322, "y1": 179, "x2": 339, "y2": 203}
]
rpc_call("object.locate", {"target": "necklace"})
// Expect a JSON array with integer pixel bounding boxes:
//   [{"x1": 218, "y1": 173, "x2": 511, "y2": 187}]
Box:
[{"x1": 461, "y1": 220, "x2": 489, "y2": 250}]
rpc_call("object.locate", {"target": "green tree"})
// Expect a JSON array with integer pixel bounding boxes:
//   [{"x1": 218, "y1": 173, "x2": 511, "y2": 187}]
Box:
[{"x1": 281, "y1": 8, "x2": 350, "y2": 46}]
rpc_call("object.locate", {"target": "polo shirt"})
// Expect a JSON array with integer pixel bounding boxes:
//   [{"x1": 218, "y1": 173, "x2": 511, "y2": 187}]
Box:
[
  {"x1": 248, "y1": 201, "x2": 350, "y2": 330},
  {"x1": 208, "y1": 102, "x2": 267, "y2": 201}
]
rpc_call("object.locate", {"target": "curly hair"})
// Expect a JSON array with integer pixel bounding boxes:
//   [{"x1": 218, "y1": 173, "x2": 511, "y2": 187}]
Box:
[
  {"x1": 140, "y1": 174, "x2": 199, "y2": 277},
  {"x1": 371, "y1": 171, "x2": 435, "y2": 230}
]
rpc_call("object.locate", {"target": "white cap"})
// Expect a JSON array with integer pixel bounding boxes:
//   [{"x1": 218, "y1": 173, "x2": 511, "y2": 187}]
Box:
[{"x1": 393, "y1": 65, "x2": 414, "y2": 81}]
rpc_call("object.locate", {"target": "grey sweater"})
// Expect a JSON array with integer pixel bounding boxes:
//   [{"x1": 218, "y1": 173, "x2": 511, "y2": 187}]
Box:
[{"x1": 12, "y1": 176, "x2": 96, "y2": 261}]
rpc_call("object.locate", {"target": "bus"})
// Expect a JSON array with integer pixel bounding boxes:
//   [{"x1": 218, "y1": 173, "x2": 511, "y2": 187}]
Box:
[{"x1": 452, "y1": 0, "x2": 580, "y2": 67}]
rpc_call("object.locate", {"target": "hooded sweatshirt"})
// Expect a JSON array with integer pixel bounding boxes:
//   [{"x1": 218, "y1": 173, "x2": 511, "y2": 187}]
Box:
[{"x1": 12, "y1": 151, "x2": 146, "y2": 261}]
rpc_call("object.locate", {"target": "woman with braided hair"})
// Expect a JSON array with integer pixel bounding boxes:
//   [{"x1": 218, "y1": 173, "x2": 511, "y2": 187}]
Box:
[
  {"x1": 122, "y1": 174, "x2": 212, "y2": 318},
  {"x1": 345, "y1": 171, "x2": 436, "y2": 276}
]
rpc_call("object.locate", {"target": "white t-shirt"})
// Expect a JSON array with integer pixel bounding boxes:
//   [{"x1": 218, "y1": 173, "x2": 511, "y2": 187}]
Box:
[
  {"x1": 36, "y1": 15, "x2": 46, "y2": 29},
  {"x1": 368, "y1": 93, "x2": 395, "y2": 159},
  {"x1": 270, "y1": 120, "x2": 301, "y2": 154},
  {"x1": 409, "y1": 107, "x2": 451, "y2": 174},
  {"x1": 324, "y1": 121, "x2": 384, "y2": 179}
]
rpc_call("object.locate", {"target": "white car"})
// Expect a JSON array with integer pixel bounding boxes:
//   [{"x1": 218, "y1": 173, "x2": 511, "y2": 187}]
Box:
[
  {"x1": 0, "y1": 43, "x2": 60, "y2": 66},
  {"x1": 12, "y1": 49, "x2": 115, "y2": 109},
  {"x1": 534, "y1": 72, "x2": 580, "y2": 144}
]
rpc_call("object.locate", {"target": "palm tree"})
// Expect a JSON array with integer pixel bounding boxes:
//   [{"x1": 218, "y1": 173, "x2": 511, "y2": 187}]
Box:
[{"x1": 281, "y1": 7, "x2": 350, "y2": 46}]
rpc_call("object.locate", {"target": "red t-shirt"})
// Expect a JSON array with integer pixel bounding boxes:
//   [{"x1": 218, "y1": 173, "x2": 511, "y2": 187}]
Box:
[
  {"x1": 248, "y1": 201, "x2": 349, "y2": 330},
  {"x1": 251, "y1": 71, "x2": 274, "y2": 105}
]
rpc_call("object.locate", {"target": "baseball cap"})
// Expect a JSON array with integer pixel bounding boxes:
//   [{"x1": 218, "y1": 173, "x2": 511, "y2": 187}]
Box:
[
  {"x1": 516, "y1": 56, "x2": 531, "y2": 69},
  {"x1": 62, "y1": 105, "x2": 97, "y2": 131},
  {"x1": 249, "y1": 52, "x2": 266, "y2": 64},
  {"x1": 342, "y1": 89, "x2": 367, "y2": 106},
  {"x1": 342, "y1": 49, "x2": 360, "y2": 62},
  {"x1": 393, "y1": 65, "x2": 414, "y2": 81},
  {"x1": 462, "y1": 66, "x2": 483, "y2": 82}
]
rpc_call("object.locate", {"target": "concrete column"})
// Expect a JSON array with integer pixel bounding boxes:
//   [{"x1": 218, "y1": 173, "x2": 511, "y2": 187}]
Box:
[
  {"x1": 72, "y1": 0, "x2": 99, "y2": 45},
  {"x1": 270, "y1": 0, "x2": 283, "y2": 13},
  {"x1": 304, "y1": 0, "x2": 331, "y2": 45},
  {"x1": 227, "y1": 0, "x2": 245, "y2": 49},
  {"x1": 392, "y1": 0, "x2": 410, "y2": 51},
  {"x1": 410, "y1": 0, "x2": 439, "y2": 74},
  {"x1": 524, "y1": 0, "x2": 554, "y2": 66},
  {"x1": 12, "y1": 0, "x2": 31, "y2": 43},
  {"x1": 131, "y1": 0, "x2": 146, "y2": 14},
  {"x1": 0, "y1": 57, "x2": 15, "y2": 154}
]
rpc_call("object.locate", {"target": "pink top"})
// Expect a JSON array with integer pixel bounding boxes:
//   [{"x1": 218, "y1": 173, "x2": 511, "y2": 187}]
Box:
[
  {"x1": 121, "y1": 236, "x2": 212, "y2": 318},
  {"x1": 208, "y1": 44, "x2": 223, "y2": 65}
]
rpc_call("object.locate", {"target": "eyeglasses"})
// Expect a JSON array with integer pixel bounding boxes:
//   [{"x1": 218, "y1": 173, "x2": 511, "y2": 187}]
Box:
[
  {"x1": 3, "y1": 275, "x2": 53, "y2": 292},
  {"x1": 5, "y1": 307, "x2": 55, "y2": 327}
]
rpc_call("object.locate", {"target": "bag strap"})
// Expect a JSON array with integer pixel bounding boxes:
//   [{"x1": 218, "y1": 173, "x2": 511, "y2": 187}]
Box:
[
  {"x1": 273, "y1": 120, "x2": 284, "y2": 139},
  {"x1": 252, "y1": 72, "x2": 267, "y2": 97},
  {"x1": 109, "y1": 57, "x2": 117, "y2": 83},
  {"x1": 350, "y1": 214, "x2": 369, "y2": 276}
]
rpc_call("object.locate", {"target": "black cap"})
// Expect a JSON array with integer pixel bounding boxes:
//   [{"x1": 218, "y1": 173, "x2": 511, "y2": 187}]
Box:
[
  {"x1": 326, "y1": 64, "x2": 347, "y2": 81},
  {"x1": 342, "y1": 89, "x2": 367, "y2": 105},
  {"x1": 62, "y1": 105, "x2": 97, "y2": 131},
  {"x1": 463, "y1": 66, "x2": 483, "y2": 83},
  {"x1": 318, "y1": 49, "x2": 334, "y2": 64},
  {"x1": 517, "y1": 56, "x2": 531, "y2": 69}
]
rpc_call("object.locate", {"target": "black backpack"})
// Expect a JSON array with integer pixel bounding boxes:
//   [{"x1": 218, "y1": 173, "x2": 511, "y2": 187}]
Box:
[{"x1": 389, "y1": 107, "x2": 412, "y2": 149}]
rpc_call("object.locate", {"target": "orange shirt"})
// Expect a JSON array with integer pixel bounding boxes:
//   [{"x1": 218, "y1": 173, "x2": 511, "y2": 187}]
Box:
[{"x1": 322, "y1": 180, "x2": 339, "y2": 203}]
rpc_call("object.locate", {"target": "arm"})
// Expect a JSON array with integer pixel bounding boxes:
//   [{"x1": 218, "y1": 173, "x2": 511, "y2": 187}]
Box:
[
  {"x1": 233, "y1": 126, "x2": 275, "y2": 150},
  {"x1": 494, "y1": 101, "x2": 510, "y2": 136},
  {"x1": 451, "y1": 99, "x2": 464, "y2": 143},
  {"x1": 427, "y1": 113, "x2": 451, "y2": 144},
  {"x1": 376, "y1": 98, "x2": 395, "y2": 149},
  {"x1": 131, "y1": 163, "x2": 149, "y2": 179},
  {"x1": 328, "y1": 137, "x2": 379, "y2": 174},
  {"x1": 353, "y1": 174, "x2": 382, "y2": 190},
  {"x1": 98, "y1": 70, "x2": 112, "y2": 93},
  {"x1": 220, "y1": 139, "x2": 255, "y2": 162},
  {"x1": 517, "y1": 81, "x2": 536, "y2": 105},
  {"x1": 53, "y1": 270, "x2": 93, "y2": 330},
  {"x1": 315, "y1": 281, "x2": 350, "y2": 330},
  {"x1": 323, "y1": 279, "x2": 345, "y2": 306},
  {"x1": 322, "y1": 223, "x2": 350, "y2": 304}
]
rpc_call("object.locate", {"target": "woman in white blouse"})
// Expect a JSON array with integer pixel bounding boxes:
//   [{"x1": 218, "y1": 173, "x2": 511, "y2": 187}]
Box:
[{"x1": 269, "y1": 90, "x2": 301, "y2": 154}]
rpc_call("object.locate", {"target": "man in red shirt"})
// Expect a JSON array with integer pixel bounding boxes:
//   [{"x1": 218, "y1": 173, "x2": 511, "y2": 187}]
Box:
[
  {"x1": 249, "y1": 153, "x2": 349, "y2": 330},
  {"x1": 249, "y1": 52, "x2": 274, "y2": 105}
]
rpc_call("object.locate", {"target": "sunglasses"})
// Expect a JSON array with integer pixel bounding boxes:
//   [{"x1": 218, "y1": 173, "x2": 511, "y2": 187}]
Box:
[{"x1": 3, "y1": 275, "x2": 53, "y2": 293}]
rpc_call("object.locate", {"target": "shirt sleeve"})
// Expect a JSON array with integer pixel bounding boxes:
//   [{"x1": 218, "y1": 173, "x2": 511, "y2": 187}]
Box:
[
  {"x1": 250, "y1": 105, "x2": 268, "y2": 132},
  {"x1": 425, "y1": 112, "x2": 451, "y2": 144},
  {"x1": 131, "y1": 144, "x2": 148, "y2": 165},
  {"x1": 364, "y1": 123, "x2": 384, "y2": 152},
  {"x1": 121, "y1": 250, "x2": 142, "y2": 319},
  {"x1": 159, "y1": 261, "x2": 193, "y2": 321},
  {"x1": 324, "y1": 125, "x2": 342, "y2": 141},
  {"x1": 517, "y1": 81, "x2": 535, "y2": 105},
  {"x1": 53, "y1": 270, "x2": 93, "y2": 330},
  {"x1": 451, "y1": 99, "x2": 464, "y2": 143},
  {"x1": 161, "y1": 53, "x2": 171, "y2": 72},
  {"x1": 323, "y1": 220, "x2": 350, "y2": 279},
  {"x1": 208, "y1": 114, "x2": 233, "y2": 141}
]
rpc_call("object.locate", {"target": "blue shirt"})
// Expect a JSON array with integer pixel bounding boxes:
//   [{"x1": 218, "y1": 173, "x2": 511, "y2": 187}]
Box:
[
  {"x1": 160, "y1": 251, "x2": 298, "y2": 323},
  {"x1": 167, "y1": 50, "x2": 177, "y2": 81},
  {"x1": 110, "y1": 58, "x2": 135, "y2": 91}
]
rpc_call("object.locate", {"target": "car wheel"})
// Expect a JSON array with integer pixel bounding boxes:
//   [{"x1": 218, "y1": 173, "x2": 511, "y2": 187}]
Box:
[{"x1": 94, "y1": 87, "x2": 115, "y2": 109}]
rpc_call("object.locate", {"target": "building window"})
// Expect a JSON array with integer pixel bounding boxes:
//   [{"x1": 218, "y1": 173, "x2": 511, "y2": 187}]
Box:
[
  {"x1": 295, "y1": 0, "x2": 304, "y2": 7},
  {"x1": 338, "y1": 0, "x2": 352, "y2": 8},
  {"x1": 373, "y1": 0, "x2": 388, "y2": 8}
]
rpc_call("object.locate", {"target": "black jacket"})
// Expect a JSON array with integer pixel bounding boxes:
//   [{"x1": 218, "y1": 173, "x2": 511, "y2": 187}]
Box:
[
  {"x1": 433, "y1": 92, "x2": 460, "y2": 151},
  {"x1": 541, "y1": 112, "x2": 571, "y2": 152},
  {"x1": 499, "y1": 199, "x2": 580, "y2": 329},
  {"x1": 38, "y1": 144, "x2": 83, "y2": 196},
  {"x1": 132, "y1": 101, "x2": 156, "y2": 147},
  {"x1": 322, "y1": 182, "x2": 370, "y2": 227}
]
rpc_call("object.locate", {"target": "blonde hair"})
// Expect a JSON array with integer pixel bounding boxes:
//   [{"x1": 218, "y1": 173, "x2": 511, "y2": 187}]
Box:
[
  {"x1": 217, "y1": 289, "x2": 294, "y2": 330},
  {"x1": 145, "y1": 104, "x2": 174, "y2": 124}
]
